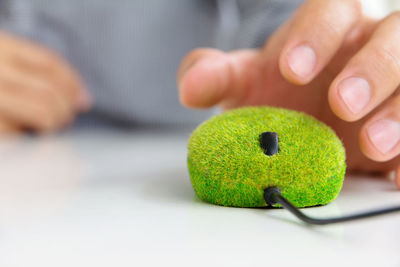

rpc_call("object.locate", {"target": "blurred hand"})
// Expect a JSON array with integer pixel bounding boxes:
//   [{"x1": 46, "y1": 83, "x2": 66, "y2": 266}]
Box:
[
  {"x1": 0, "y1": 31, "x2": 91, "y2": 134},
  {"x1": 178, "y1": 0, "x2": 400, "y2": 186}
]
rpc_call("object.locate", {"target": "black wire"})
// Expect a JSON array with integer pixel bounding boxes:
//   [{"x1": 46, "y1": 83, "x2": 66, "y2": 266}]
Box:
[{"x1": 263, "y1": 187, "x2": 400, "y2": 225}]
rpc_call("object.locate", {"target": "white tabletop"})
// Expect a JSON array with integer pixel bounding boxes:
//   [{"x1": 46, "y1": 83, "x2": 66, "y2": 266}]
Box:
[{"x1": 0, "y1": 129, "x2": 399, "y2": 267}]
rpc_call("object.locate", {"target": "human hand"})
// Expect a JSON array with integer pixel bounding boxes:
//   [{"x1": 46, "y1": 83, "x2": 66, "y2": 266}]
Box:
[
  {"x1": 0, "y1": 31, "x2": 91, "y2": 134},
  {"x1": 178, "y1": 0, "x2": 400, "y2": 186}
]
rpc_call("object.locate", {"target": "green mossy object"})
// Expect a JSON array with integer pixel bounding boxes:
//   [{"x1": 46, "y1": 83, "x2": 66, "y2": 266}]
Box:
[{"x1": 187, "y1": 107, "x2": 346, "y2": 208}]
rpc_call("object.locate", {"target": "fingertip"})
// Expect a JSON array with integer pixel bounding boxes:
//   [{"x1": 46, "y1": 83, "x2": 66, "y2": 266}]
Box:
[
  {"x1": 178, "y1": 59, "x2": 209, "y2": 108},
  {"x1": 328, "y1": 79, "x2": 363, "y2": 122},
  {"x1": 358, "y1": 122, "x2": 388, "y2": 162},
  {"x1": 177, "y1": 48, "x2": 225, "y2": 85},
  {"x1": 359, "y1": 125, "x2": 382, "y2": 162},
  {"x1": 178, "y1": 57, "x2": 231, "y2": 109},
  {"x1": 279, "y1": 44, "x2": 317, "y2": 85},
  {"x1": 328, "y1": 84, "x2": 349, "y2": 122},
  {"x1": 359, "y1": 118, "x2": 400, "y2": 162},
  {"x1": 178, "y1": 76, "x2": 197, "y2": 108},
  {"x1": 177, "y1": 55, "x2": 199, "y2": 87}
]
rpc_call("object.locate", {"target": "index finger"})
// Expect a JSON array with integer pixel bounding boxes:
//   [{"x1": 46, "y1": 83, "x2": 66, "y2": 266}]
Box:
[{"x1": 278, "y1": 0, "x2": 362, "y2": 84}]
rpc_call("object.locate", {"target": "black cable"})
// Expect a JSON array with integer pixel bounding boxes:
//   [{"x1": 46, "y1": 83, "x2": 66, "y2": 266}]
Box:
[{"x1": 263, "y1": 187, "x2": 400, "y2": 225}]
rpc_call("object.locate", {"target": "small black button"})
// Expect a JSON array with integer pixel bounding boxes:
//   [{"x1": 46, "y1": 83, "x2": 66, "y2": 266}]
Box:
[{"x1": 259, "y1": 131, "x2": 279, "y2": 156}]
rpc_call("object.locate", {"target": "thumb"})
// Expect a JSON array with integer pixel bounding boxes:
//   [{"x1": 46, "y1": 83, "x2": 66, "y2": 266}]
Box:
[{"x1": 177, "y1": 48, "x2": 260, "y2": 109}]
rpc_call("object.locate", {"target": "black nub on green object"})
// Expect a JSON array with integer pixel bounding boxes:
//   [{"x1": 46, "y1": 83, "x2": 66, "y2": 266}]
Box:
[{"x1": 260, "y1": 131, "x2": 279, "y2": 156}]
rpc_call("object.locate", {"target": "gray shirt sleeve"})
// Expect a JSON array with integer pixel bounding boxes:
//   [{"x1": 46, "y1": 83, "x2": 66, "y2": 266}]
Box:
[
  {"x1": 235, "y1": 0, "x2": 303, "y2": 48},
  {"x1": 216, "y1": 0, "x2": 303, "y2": 51}
]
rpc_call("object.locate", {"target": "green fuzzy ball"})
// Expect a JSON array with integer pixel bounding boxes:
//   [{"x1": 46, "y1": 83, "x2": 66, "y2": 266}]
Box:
[{"x1": 187, "y1": 107, "x2": 346, "y2": 208}]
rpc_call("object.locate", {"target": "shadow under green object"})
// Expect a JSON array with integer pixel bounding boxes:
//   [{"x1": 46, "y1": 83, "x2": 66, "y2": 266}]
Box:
[{"x1": 187, "y1": 107, "x2": 346, "y2": 208}]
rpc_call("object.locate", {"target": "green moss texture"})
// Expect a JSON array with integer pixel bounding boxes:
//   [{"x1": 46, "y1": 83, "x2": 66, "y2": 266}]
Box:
[{"x1": 187, "y1": 107, "x2": 346, "y2": 208}]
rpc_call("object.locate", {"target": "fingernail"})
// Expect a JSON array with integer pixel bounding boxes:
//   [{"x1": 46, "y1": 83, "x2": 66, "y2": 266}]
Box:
[
  {"x1": 178, "y1": 58, "x2": 216, "y2": 92},
  {"x1": 287, "y1": 45, "x2": 316, "y2": 78},
  {"x1": 338, "y1": 77, "x2": 371, "y2": 114},
  {"x1": 367, "y1": 119, "x2": 400, "y2": 155},
  {"x1": 178, "y1": 58, "x2": 200, "y2": 84}
]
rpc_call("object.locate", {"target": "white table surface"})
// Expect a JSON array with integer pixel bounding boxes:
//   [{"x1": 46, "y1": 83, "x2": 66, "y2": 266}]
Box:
[{"x1": 0, "y1": 129, "x2": 399, "y2": 267}]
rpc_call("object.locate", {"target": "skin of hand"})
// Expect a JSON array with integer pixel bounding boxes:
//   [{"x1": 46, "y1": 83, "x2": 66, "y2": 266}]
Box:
[
  {"x1": 0, "y1": 31, "x2": 91, "y2": 134},
  {"x1": 177, "y1": 0, "x2": 400, "y2": 188}
]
